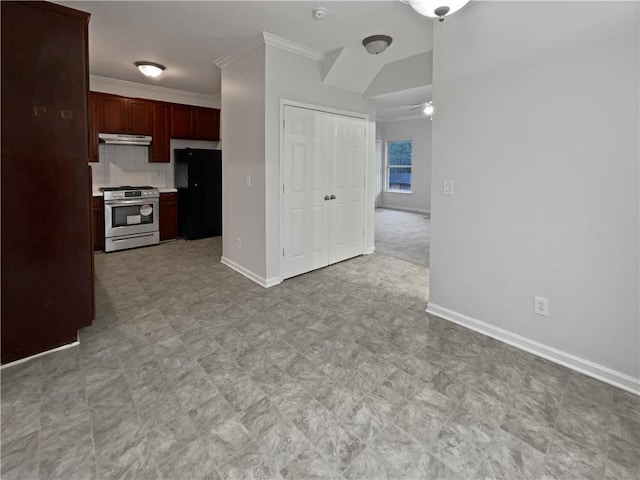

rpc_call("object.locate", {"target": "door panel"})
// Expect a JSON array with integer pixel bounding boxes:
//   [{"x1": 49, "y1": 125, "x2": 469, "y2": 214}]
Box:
[
  {"x1": 328, "y1": 115, "x2": 366, "y2": 264},
  {"x1": 282, "y1": 106, "x2": 329, "y2": 279}
]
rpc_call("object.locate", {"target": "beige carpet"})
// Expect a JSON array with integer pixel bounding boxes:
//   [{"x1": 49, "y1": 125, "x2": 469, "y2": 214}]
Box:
[{"x1": 374, "y1": 208, "x2": 430, "y2": 267}]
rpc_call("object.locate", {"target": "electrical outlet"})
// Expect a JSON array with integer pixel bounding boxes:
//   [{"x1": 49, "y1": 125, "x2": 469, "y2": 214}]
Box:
[
  {"x1": 236, "y1": 238, "x2": 241, "y2": 249},
  {"x1": 443, "y1": 180, "x2": 454, "y2": 196},
  {"x1": 534, "y1": 296, "x2": 549, "y2": 317}
]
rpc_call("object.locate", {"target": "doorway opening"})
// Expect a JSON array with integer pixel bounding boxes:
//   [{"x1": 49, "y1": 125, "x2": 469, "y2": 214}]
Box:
[{"x1": 374, "y1": 120, "x2": 432, "y2": 300}]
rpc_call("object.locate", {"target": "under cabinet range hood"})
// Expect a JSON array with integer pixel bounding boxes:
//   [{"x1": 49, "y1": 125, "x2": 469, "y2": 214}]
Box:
[{"x1": 98, "y1": 133, "x2": 152, "y2": 146}]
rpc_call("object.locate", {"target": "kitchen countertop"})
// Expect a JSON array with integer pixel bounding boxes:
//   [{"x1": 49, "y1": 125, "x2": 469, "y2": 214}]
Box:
[{"x1": 92, "y1": 187, "x2": 177, "y2": 197}]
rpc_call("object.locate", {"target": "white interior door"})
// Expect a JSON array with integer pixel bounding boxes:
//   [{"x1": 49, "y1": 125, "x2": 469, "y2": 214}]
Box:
[
  {"x1": 282, "y1": 105, "x2": 366, "y2": 280},
  {"x1": 282, "y1": 106, "x2": 329, "y2": 279},
  {"x1": 328, "y1": 115, "x2": 366, "y2": 264}
]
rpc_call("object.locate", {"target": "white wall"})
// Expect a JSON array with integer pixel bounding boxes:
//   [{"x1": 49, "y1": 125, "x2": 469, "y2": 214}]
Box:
[
  {"x1": 429, "y1": 1, "x2": 639, "y2": 390},
  {"x1": 264, "y1": 45, "x2": 377, "y2": 282},
  {"x1": 220, "y1": 47, "x2": 267, "y2": 280},
  {"x1": 377, "y1": 118, "x2": 432, "y2": 213}
]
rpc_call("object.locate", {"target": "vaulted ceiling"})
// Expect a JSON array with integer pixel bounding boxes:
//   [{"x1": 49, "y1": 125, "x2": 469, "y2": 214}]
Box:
[{"x1": 59, "y1": 1, "x2": 436, "y2": 120}]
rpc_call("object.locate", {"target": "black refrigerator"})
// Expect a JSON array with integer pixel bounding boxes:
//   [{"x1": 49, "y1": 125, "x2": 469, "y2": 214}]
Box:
[{"x1": 174, "y1": 148, "x2": 222, "y2": 240}]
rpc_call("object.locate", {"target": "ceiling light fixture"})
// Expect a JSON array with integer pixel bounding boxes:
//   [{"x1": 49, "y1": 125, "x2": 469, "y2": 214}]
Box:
[
  {"x1": 362, "y1": 35, "x2": 393, "y2": 55},
  {"x1": 135, "y1": 61, "x2": 166, "y2": 78},
  {"x1": 408, "y1": 0, "x2": 470, "y2": 22}
]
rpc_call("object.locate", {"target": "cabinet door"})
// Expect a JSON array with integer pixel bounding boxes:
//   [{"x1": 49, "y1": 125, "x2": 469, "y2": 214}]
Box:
[
  {"x1": 92, "y1": 197, "x2": 104, "y2": 251},
  {"x1": 128, "y1": 99, "x2": 153, "y2": 135},
  {"x1": 98, "y1": 94, "x2": 128, "y2": 133},
  {"x1": 151, "y1": 103, "x2": 170, "y2": 162},
  {"x1": 195, "y1": 107, "x2": 220, "y2": 141},
  {"x1": 159, "y1": 193, "x2": 177, "y2": 241},
  {"x1": 171, "y1": 104, "x2": 195, "y2": 139},
  {"x1": 1, "y1": 1, "x2": 92, "y2": 363},
  {"x1": 88, "y1": 92, "x2": 99, "y2": 161}
]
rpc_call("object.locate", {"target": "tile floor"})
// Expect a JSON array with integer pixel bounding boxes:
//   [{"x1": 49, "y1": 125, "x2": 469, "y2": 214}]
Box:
[{"x1": 2, "y1": 236, "x2": 639, "y2": 479}]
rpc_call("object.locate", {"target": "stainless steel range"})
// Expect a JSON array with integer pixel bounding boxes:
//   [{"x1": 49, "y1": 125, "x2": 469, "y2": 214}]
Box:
[{"x1": 100, "y1": 186, "x2": 160, "y2": 252}]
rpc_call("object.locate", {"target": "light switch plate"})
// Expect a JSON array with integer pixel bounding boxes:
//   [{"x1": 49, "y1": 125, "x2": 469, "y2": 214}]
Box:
[{"x1": 443, "y1": 180, "x2": 454, "y2": 196}]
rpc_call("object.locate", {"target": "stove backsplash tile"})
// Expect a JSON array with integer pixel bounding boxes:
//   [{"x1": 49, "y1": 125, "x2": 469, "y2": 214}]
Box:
[
  {"x1": 91, "y1": 140, "x2": 219, "y2": 190},
  {"x1": 92, "y1": 144, "x2": 171, "y2": 189}
]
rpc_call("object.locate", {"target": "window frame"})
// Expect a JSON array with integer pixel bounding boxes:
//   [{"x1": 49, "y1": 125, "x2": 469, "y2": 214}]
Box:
[{"x1": 385, "y1": 139, "x2": 413, "y2": 194}]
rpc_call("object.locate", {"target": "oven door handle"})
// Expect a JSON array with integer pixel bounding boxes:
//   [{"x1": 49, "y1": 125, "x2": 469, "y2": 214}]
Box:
[{"x1": 104, "y1": 199, "x2": 158, "y2": 206}]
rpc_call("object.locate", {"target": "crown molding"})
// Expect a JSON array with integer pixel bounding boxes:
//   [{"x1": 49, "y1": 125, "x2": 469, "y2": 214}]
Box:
[
  {"x1": 262, "y1": 32, "x2": 325, "y2": 62},
  {"x1": 213, "y1": 36, "x2": 265, "y2": 68},
  {"x1": 89, "y1": 75, "x2": 217, "y2": 103},
  {"x1": 214, "y1": 31, "x2": 325, "y2": 69}
]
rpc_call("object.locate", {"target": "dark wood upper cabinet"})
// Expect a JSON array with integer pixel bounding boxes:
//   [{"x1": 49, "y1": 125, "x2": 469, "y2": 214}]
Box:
[
  {"x1": 98, "y1": 94, "x2": 126, "y2": 133},
  {"x1": 195, "y1": 107, "x2": 220, "y2": 141},
  {"x1": 90, "y1": 93, "x2": 220, "y2": 161},
  {"x1": 152, "y1": 102, "x2": 170, "y2": 163},
  {"x1": 171, "y1": 104, "x2": 195, "y2": 139},
  {"x1": 96, "y1": 93, "x2": 152, "y2": 135},
  {"x1": 2, "y1": 0, "x2": 93, "y2": 364},
  {"x1": 128, "y1": 98, "x2": 153, "y2": 135},
  {"x1": 171, "y1": 104, "x2": 220, "y2": 141}
]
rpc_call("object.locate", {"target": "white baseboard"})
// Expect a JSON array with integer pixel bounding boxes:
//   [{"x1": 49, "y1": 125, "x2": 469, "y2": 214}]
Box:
[
  {"x1": 426, "y1": 303, "x2": 640, "y2": 396},
  {"x1": 1, "y1": 339, "x2": 79, "y2": 370},
  {"x1": 220, "y1": 256, "x2": 281, "y2": 289},
  {"x1": 379, "y1": 205, "x2": 430, "y2": 215}
]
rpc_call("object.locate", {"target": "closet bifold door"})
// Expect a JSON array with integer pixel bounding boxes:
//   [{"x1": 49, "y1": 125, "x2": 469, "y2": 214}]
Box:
[
  {"x1": 282, "y1": 106, "x2": 330, "y2": 279},
  {"x1": 281, "y1": 105, "x2": 366, "y2": 280},
  {"x1": 326, "y1": 114, "x2": 366, "y2": 265}
]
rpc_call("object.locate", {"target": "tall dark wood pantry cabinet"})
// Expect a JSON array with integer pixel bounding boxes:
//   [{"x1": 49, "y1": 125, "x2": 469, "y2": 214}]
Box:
[{"x1": 1, "y1": 1, "x2": 94, "y2": 364}]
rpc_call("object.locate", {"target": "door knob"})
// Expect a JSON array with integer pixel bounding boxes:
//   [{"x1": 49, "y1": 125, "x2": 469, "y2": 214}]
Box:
[
  {"x1": 324, "y1": 195, "x2": 330, "y2": 201},
  {"x1": 330, "y1": 194, "x2": 336, "y2": 200}
]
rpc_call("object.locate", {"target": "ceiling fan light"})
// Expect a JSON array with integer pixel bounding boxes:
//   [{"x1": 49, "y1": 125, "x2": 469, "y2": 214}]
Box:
[
  {"x1": 135, "y1": 62, "x2": 166, "y2": 78},
  {"x1": 362, "y1": 35, "x2": 393, "y2": 55},
  {"x1": 423, "y1": 101, "x2": 434, "y2": 117},
  {"x1": 409, "y1": 0, "x2": 470, "y2": 20}
]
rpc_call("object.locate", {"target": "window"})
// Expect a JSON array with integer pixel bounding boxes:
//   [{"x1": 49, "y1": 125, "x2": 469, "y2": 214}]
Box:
[{"x1": 386, "y1": 140, "x2": 412, "y2": 192}]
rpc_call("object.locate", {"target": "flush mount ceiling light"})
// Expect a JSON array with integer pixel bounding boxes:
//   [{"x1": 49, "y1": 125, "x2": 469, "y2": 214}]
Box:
[
  {"x1": 408, "y1": 0, "x2": 470, "y2": 22},
  {"x1": 135, "y1": 61, "x2": 165, "y2": 78},
  {"x1": 362, "y1": 35, "x2": 393, "y2": 55}
]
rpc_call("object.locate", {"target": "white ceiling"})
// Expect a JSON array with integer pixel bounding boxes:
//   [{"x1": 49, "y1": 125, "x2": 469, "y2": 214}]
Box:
[{"x1": 59, "y1": 0, "x2": 434, "y2": 119}]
